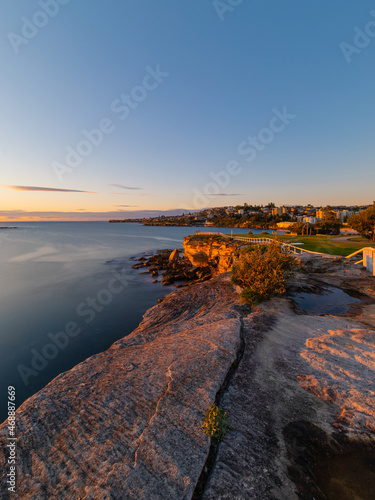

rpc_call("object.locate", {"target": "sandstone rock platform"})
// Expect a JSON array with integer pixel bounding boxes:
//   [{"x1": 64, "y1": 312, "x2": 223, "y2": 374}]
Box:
[
  {"x1": 0, "y1": 277, "x2": 242, "y2": 500},
  {"x1": 1, "y1": 257, "x2": 375, "y2": 499}
]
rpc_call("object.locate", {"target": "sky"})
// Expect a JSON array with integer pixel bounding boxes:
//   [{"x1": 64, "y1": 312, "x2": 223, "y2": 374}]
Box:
[{"x1": 0, "y1": 0, "x2": 374, "y2": 221}]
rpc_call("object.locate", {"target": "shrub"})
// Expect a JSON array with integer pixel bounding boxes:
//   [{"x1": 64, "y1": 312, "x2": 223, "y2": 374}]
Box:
[
  {"x1": 231, "y1": 241, "x2": 296, "y2": 305},
  {"x1": 201, "y1": 404, "x2": 233, "y2": 444},
  {"x1": 348, "y1": 204, "x2": 375, "y2": 240}
]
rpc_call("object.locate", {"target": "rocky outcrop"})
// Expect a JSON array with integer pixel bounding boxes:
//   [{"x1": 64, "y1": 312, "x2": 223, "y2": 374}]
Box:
[
  {"x1": 132, "y1": 249, "x2": 213, "y2": 286},
  {"x1": 183, "y1": 236, "x2": 243, "y2": 274},
  {"x1": 132, "y1": 237, "x2": 245, "y2": 285},
  {"x1": 0, "y1": 277, "x2": 242, "y2": 500},
  {"x1": 1, "y1": 257, "x2": 374, "y2": 499}
]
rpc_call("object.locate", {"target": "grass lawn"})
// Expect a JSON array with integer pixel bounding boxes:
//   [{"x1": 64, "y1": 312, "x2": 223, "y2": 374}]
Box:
[{"x1": 233, "y1": 234, "x2": 375, "y2": 256}]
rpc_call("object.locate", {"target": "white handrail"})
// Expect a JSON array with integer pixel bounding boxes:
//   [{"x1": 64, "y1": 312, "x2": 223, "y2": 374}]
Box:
[
  {"x1": 346, "y1": 247, "x2": 375, "y2": 259},
  {"x1": 346, "y1": 247, "x2": 375, "y2": 275},
  {"x1": 230, "y1": 236, "x2": 324, "y2": 255},
  {"x1": 194, "y1": 232, "x2": 325, "y2": 256}
]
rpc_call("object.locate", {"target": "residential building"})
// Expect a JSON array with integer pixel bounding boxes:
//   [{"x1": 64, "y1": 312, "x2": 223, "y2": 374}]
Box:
[
  {"x1": 334, "y1": 210, "x2": 352, "y2": 222},
  {"x1": 303, "y1": 216, "x2": 317, "y2": 224}
]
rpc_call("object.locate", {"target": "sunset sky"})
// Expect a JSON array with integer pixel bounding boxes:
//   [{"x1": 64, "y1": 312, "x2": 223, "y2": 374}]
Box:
[{"x1": 1, "y1": 1, "x2": 375, "y2": 221}]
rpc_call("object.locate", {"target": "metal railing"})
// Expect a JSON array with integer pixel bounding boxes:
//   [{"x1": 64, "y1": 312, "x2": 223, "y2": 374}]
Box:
[
  {"x1": 230, "y1": 236, "x2": 324, "y2": 255},
  {"x1": 194, "y1": 231, "x2": 223, "y2": 236},
  {"x1": 194, "y1": 232, "x2": 325, "y2": 255}
]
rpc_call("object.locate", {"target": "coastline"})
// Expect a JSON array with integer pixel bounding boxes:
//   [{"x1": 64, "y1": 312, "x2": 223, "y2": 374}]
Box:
[{"x1": 0, "y1": 256, "x2": 374, "y2": 498}]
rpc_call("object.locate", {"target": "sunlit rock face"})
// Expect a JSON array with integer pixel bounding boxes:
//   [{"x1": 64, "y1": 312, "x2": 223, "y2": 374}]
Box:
[
  {"x1": 183, "y1": 236, "x2": 241, "y2": 273},
  {"x1": 299, "y1": 327, "x2": 375, "y2": 434},
  {"x1": 0, "y1": 276, "x2": 242, "y2": 500},
  {"x1": 168, "y1": 248, "x2": 179, "y2": 262}
]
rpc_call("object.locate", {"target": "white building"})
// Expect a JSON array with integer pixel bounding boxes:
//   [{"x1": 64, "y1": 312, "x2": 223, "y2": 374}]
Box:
[
  {"x1": 303, "y1": 216, "x2": 317, "y2": 224},
  {"x1": 334, "y1": 210, "x2": 352, "y2": 222}
]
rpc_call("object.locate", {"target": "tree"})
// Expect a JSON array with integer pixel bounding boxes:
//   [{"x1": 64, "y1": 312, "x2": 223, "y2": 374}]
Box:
[
  {"x1": 289, "y1": 222, "x2": 316, "y2": 235},
  {"x1": 278, "y1": 213, "x2": 291, "y2": 222},
  {"x1": 323, "y1": 206, "x2": 337, "y2": 223},
  {"x1": 348, "y1": 203, "x2": 375, "y2": 241},
  {"x1": 315, "y1": 221, "x2": 341, "y2": 235}
]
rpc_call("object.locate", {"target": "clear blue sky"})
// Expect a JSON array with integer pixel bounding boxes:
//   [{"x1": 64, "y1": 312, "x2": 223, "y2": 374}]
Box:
[{"x1": 0, "y1": 0, "x2": 374, "y2": 220}]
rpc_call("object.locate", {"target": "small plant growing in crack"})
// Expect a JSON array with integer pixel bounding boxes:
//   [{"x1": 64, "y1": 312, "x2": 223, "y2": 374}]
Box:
[{"x1": 201, "y1": 404, "x2": 234, "y2": 444}]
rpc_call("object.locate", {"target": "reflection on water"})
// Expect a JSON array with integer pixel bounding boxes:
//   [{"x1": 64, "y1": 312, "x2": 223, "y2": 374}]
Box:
[
  {"x1": 314, "y1": 451, "x2": 375, "y2": 500},
  {"x1": 292, "y1": 286, "x2": 362, "y2": 316}
]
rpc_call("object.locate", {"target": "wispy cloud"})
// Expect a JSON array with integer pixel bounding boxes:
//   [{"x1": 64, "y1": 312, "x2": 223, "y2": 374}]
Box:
[
  {"x1": 110, "y1": 192, "x2": 153, "y2": 197},
  {"x1": 115, "y1": 205, "x2": 139, "y2": 207},
  {"x1": 2, "y1": 185, "x2": 95, "y2": 193},
  {"x1": 205, "y1": 193, "x2": 243, "y2": 197},
  {"x1": 109, "y1": 184, "x2": 142, "y2": 190},
  {"x1": 0, "y1": 208, "x2": 199, "y2": 221}
]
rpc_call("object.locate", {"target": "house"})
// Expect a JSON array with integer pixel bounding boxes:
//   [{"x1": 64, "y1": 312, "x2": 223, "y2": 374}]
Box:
[{"x1": 303, "y1": 216, "x2": 317, "y2": 224}]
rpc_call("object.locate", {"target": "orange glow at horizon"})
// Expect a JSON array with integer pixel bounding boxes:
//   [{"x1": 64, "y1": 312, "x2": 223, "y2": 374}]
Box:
[{"x1": 0, "y1": 186, "x2": 157, "y2": 221}]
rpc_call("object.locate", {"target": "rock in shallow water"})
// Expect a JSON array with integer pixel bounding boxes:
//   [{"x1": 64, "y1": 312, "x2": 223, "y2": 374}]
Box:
[{"x1": 168, "y1": 249, "x2": 179, "y2": 262}]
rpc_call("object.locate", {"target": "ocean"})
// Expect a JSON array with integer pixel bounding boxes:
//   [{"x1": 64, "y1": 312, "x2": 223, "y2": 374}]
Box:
[{"x1": 0, "y1": 222, "x2": 274, "y2": 423}]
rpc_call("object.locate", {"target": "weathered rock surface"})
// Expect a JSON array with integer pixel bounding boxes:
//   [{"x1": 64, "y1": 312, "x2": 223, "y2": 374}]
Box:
[
  {"x1": 0, "y1": 277, "x2": 242, "y2": 500},
  {"x1": 1, "y1": 256, "x2": 374, "y2": 499},
  {"x1": 202, "y1": 259, "x2": 375, "y2": 499},
  {"x1": 188, "y1": 251, "x2": 209, "y2": 267},
  {"x1": 132, "y1": 249, "x2": 213, "y2": 286},
  {"x1": 183, "y1": 236, "x2": 243, "y2": 273}
]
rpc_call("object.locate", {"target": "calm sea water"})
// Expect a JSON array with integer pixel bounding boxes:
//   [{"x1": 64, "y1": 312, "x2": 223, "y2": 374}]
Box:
[{"x1": 0, "y1": 222, "x2": 273, "y2": 423}]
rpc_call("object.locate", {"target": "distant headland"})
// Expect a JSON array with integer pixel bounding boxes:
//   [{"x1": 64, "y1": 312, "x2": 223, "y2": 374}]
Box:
[{"x1": 109, "y1": 202, "x2": 372, "y2": 232}]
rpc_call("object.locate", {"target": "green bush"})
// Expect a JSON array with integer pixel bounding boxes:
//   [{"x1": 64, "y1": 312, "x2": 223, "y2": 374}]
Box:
[
  {"x1": 231, "y1": 241, "x2": 296, "y2": 305},
  {"x1": 201, "y1": 404, "x2": 233, "y2": 444}
]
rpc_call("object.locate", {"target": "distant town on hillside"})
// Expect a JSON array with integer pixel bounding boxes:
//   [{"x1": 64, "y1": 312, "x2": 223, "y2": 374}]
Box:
[{"x1": 110, "y1": 203, "x2": 372, "y2": 235}]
